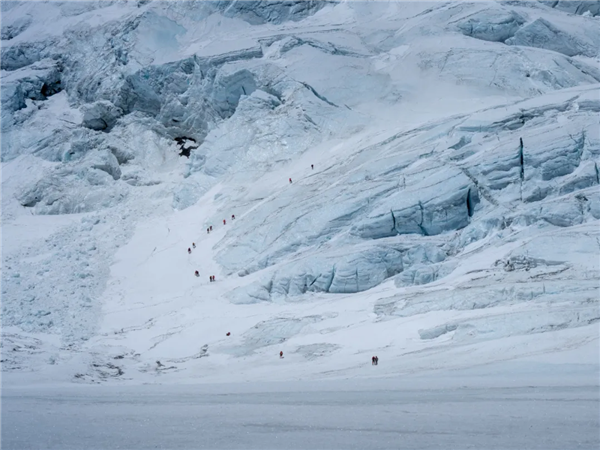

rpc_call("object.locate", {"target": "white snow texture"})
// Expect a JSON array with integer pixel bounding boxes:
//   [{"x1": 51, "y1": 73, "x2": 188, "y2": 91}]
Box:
[{"x1": 1, "y1": 0, "x2": 599, "y2": 386}]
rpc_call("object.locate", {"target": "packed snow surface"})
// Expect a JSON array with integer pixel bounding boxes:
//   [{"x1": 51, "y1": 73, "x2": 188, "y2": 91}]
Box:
[
  {"x1": 1, "y1": 0, "x2": 599, "y2": 394},
  {"x1": 3, "y1": 361, "x2": 599, "y2": 449}
]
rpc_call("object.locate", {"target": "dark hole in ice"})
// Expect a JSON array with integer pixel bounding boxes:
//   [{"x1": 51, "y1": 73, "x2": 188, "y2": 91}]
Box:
[
  {"x1": 41, "y1": 80, "x2": 62, "y2": 98},
  {"x1": 175, "y1": 136, "x2": 199, "y2": 158}
]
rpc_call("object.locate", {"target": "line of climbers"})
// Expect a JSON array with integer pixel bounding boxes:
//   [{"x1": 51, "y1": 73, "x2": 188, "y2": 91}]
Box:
[
  {"x1": 290, "y1": 163, "x2": 315, "y2": 184},
  {"x1": 189, "y1": 212, "x2": 237, "y2": 281},
  {"x1": 175, "y1": 163, "x2": 386, "y2": 363},
  {"x1": 191, "y1": 164, "x2": 316, "y2": 277},
  {"x1": 182, "y1": 163, "x2": 385, "y2": 363},
  {"x1": 204, "y1": 214, "x2": 239, "y2": 233},
  {"x1": 184, "y1": 164, "x2": 321, "y2": 359}
]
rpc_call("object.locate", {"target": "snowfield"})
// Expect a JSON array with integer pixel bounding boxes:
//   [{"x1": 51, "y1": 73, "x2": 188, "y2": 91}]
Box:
[
  {"x1": 3, "y1": 362, "x2": 599, "y2": 449},
  {"x1": 1, "y1": 0, "x2": 599, "y2": 440}
]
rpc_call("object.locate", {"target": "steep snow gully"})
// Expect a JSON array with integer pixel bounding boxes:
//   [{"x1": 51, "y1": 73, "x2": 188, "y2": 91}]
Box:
[{"x1": 1, "y1": 1, "x2": 599, "y2": 386}]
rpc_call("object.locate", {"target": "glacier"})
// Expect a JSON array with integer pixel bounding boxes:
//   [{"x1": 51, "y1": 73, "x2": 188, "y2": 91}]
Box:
[
  {"x1": 2, "y1": 1, "x2": 599, "y2": 447},
  {"x1": 1, "y1": 0, "x2": 599, "y2": 438}
]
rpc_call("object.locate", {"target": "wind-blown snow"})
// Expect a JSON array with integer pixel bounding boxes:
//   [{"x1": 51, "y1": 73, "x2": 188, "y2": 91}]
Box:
[{"x1": 1, "y1": 1, "x2": 598, "y2": 388}]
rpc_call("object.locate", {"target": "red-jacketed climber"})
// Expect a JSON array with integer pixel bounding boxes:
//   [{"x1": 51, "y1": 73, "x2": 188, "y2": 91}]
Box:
[{"x1": 223, "y1": 219, "x2": 226, "y2": 225}]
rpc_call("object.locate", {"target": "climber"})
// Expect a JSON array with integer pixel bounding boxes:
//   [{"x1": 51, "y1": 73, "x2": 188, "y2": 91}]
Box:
[
  {"x1": 188, "y1": 248, "x2": 191, "y2": 254},
  {"x1": 192, "y1": 243, "x2": 196, "y2": 248},
  {"x1": 207, "y1": 227, "x2": 210, "y2": 234},
  {"x1": 212, "y1": 275, "x2": 216, "y2": 282},
  {"x1": 371, "y1": 356, "x2": 376, "y2": 366},
  {"x1": 226, "y1": 332, "x2": 231, "y2": 336},
  {"x1": 231, "y1": 214, "x2": 235, "y2": 220},
  {"x1": 375, "y1": 356, "x2": 379, "y2": 365},
  {"x1": 289, "y1": 178, "x2": 292, "y2": 184},
  {"x1": 210, "y1": 226, "x2": 213, "y2": 231},
  {"x1": 223, "y1": 219, "x2": 226, "y2": 225},
  {"x1": 311, "y1": 164, "x2": 314, "y2": 170},
  {"x1": 209, "y1": 275, "x2": 213, "y2": 282},
  {"x1": 194, "y1": 270, "x2": 199, "y2": 277},
  {"x1": 280, "y1": 351, "x2": 284, "y2": 359}
]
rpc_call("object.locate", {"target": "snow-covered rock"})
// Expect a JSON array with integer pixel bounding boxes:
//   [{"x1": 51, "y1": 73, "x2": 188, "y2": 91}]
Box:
[
  {"x1": 457, "y1": 9, "x2": 525, "y2": 42},
  {"x1": 540, "y1": 1, "x2": 600, "y2": 17},
  {"x1": 81, "y1": 101, "x2": 123, "y2": 131},
  {"x1": 214, "y1": 0, "x2": 328, "y2": 25},
  {"x1": 506, "y1": 18, "x2": 599, "y2": 57},
  {"x1": 1, "y1": 14, "x2": 32, "y2": 40}
]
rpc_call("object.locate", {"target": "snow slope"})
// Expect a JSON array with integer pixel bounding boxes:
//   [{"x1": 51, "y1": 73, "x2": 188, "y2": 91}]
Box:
[{"x1": 1, "y1": 1, "x2": 599, "y2": 386}]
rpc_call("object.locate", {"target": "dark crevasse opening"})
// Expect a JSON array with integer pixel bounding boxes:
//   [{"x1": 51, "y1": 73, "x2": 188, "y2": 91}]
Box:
[
  {"x1": 519, "y1": 138, "x2": 525, "y2": 180},
  {"x1": 175, "y1": 137, "x2": 199, "y2": 158},
  {"x1": 41, "y1": 80, "x2": 62, "y2": 98},
  {"x1": 466, "y1": 188, "x2": 474, "y2": 217}
]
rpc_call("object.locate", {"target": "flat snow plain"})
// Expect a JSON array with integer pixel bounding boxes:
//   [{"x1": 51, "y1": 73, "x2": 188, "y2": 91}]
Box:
[{"x1": 3, "y1": 358, "x2": 599, "y2": 450}]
